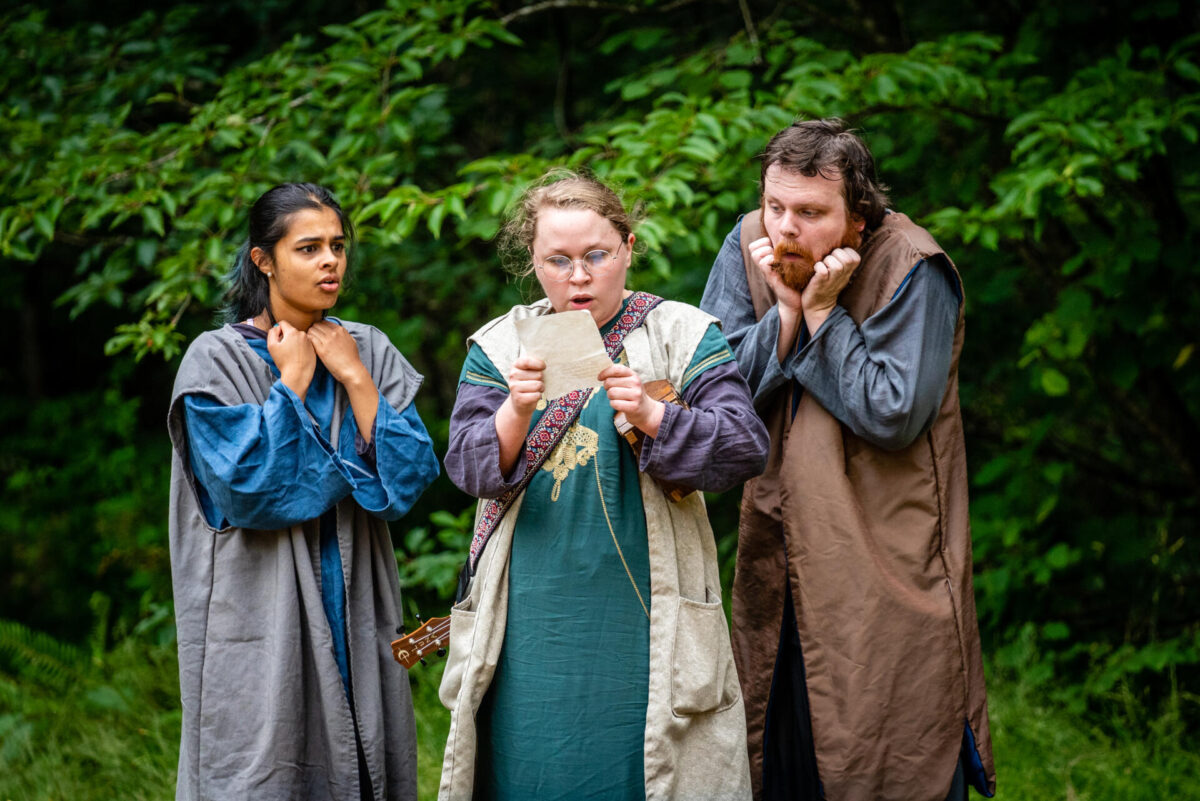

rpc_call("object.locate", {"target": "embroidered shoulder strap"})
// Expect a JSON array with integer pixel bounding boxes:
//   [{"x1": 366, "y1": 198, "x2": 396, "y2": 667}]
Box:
[{"x1": 468, "y1": 291, "x2": 664, "y2": 573}]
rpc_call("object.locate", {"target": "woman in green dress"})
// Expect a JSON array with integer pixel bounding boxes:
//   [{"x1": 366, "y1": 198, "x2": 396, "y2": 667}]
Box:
[{"x1": 439, "y1": 171, "x2": 768, "y2": 801}]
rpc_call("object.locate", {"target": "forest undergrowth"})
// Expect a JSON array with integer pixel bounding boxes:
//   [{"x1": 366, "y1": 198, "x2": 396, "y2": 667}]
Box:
[{"x1": 1, "y1": 618, "x2": 1196, "y2": 801}]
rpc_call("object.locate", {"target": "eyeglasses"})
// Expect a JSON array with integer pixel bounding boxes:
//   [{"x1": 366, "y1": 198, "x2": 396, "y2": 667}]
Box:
[{"x1": 535, "y1": 241, "x2": 625, "y2": 281}]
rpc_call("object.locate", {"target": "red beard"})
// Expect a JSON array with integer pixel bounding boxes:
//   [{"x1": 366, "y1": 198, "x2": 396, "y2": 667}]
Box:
[
  {"x1": 772, "y1": 239, "x2": 818, "y2": 293},
  {"x1": 770, "y1": 225, "x2": 863, "y2": 293}
]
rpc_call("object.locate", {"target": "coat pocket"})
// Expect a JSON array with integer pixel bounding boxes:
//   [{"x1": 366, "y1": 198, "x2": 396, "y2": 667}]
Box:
[
  {"x1": 670, "y1": 592, "x2": 741, "y2": 715},
  {"x1": 438, "y1": 597, "x2": 476, "y2": 711}
]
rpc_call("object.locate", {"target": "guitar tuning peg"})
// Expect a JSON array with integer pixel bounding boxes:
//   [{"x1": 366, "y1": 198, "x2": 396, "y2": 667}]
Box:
[
  {"x1": 436, "y1": 648, "x2": 446, "y2": 657},
  {"x1": 419, "y1": 658, "x2": 427, "y2": 666},
  {"x1": 395, "y1": 625, "x2": 404, "y2": 635}
]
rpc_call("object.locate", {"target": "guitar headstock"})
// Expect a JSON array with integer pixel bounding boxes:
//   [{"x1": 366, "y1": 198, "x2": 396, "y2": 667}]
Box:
[{"x1": 391, "y1": 615, "x2": 451, "y2": 669}]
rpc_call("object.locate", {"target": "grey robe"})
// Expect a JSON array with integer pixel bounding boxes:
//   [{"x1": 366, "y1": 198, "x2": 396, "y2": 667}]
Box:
[{"x1": 167, "y1": 322, "x2": 424, "y2": 801}]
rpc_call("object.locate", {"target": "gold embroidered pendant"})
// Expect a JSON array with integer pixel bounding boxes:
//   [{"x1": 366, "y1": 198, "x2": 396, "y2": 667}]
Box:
[{"x1": 542, "y1": 423, "x2": 599, "y2": 502}]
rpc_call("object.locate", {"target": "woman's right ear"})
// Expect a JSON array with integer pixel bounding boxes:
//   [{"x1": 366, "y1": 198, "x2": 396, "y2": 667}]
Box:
[{"x1": 250, "y1": 247, "x2": 273, "y2": 279}]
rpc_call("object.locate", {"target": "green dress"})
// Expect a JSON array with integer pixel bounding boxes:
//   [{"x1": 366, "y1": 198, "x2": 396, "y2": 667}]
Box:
[{"x1": 458, "y1": 301, "x2": 732, "y2": 800}]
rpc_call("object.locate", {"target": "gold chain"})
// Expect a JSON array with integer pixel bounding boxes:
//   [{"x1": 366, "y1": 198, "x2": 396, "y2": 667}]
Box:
[{"x1": 593, "y1": 455, "x2": 650, "y2": 621}]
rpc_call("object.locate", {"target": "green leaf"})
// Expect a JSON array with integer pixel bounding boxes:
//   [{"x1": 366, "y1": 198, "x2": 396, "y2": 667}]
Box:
[
  {"x1": 429, "y1": 510, "x2": 461, "y2": 529},
  {"x1": 1114, "y1": 162, "x2": 1139, "y2": 182},
  {"x1": 489, "y1": 26, "x2": 523, "y2": 47},
  {"x1": 141, "y1": 206, "x2": 165, "y2": 237},
  {"x1": 973, "y1": 456, "x2": 1010, "y2": 487},
  {"x1": 1174, "y1": 57, "x2": 1200, "y2": 84},
  {"x1": 33, "y1": 213, "x2": 54, "y2": 242},
  {"x1": 719, "y1": 70, "x2": 752, "y2": 90},
  {"x1": 1040, "y1": 368, "x2": 1070, "y2": 396},
  {"x1": 135, "y1": 239, "x2": 158, "y2": 267},
  {"x1": 874, "y1": 73, "x2": 899, "y2": 101},
  {"x1": 1042, "y1": 622, "x2": 1071, "y2": 640},
  {"x1": 620, "y1": 79, "x2": 652, "y2": 101},
  {"x1": 1173, "y1": 344, "x2": 1194, "y2": 369},
  {"x1": 286, "y1": 140, "x2": 328, "y2": 167},
  {"x1": 1044, "y1": 542, "x2": 1074, "y2": 569},
  {"x1": 426, "y1": 202, "x2": 447, "y2": 239},
  {"x1": 321, "y1": 24, "x2": 358, "y2": 40},
  {"x1": 1035, "y1": 493, "x2": 1058, "y2": 523}
]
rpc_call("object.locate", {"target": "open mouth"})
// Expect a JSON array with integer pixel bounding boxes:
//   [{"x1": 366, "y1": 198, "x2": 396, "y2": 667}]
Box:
[
  {"x1": 568, "y1": 294, "x2": 593, "y2": 309},
  {"x1": 318, "y1": 278, "x2": 340, "y2": 291}
]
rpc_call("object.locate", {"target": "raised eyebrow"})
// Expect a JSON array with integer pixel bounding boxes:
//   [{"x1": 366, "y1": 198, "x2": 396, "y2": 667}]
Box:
[
  {"x1": 547, "y1": 244, "x2": 609, "y2": 256},
  {"x1": 294, "y1": 234, "x2": 346, "y2": 245},
  {"x1": 769, "y1": 198, "x2": 828, "y2": 212}
]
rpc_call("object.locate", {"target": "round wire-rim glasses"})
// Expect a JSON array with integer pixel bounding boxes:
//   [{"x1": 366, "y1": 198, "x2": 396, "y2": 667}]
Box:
[{"x1": 536, "y1": 240, "x2": 625, "y2": 281}]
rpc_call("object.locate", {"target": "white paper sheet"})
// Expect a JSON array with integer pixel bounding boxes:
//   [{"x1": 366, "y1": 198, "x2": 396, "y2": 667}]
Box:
[{"x1": 515, "y1": 311, "x2": 613, "y2": 400}]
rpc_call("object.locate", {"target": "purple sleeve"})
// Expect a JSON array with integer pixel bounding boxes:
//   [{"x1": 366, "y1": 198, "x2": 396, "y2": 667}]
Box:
[
  {"x1": 445, "y1": 382, "x2": 526, "y2": 499},
  {"x1": 355, "y1": 431, "x2": 376, "y2": 466},
  {"x1": 638, "y1": 361, "x2": 770, "y2": 492}
]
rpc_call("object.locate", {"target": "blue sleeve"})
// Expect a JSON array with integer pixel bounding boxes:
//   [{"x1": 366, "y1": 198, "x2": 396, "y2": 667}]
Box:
[
  {"x1": 791, "y1": 256, "x2": 960, "y2": 450},
  {"x1": 698, "y1": 220, "x2": 793, "y2": 406},
  {"x1": 336, "y1": 395, "x2": 440, "y2": 521},
  {"x1": 183, "y1": 382, "x2": 357, "y2": 530}
]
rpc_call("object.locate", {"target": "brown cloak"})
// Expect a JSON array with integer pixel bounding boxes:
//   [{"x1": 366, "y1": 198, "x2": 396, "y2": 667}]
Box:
[{"x1": 730, "y1": 210, "x2": 996, "y2": 801}]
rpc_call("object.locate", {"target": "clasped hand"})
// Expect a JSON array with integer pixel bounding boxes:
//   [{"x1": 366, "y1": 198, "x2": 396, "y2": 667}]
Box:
[{"x1": 267, "y1": 320, "x2": 369, "y2": 399}]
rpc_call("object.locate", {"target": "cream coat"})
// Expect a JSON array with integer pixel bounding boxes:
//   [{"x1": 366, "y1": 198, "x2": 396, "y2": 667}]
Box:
[{"x1": 438, "y1": 299, "x2": 752, "y2": 801}]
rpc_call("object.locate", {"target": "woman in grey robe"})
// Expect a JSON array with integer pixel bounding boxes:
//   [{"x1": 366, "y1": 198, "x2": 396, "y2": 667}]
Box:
[{"x1": 167, "y1": 183, "x2": 439, "y2": 801}]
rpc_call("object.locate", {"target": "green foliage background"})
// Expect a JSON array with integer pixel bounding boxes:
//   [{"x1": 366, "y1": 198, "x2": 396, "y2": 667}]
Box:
[{"x1": 2, "y1": 0, "x2": 1199, "y2": 795}]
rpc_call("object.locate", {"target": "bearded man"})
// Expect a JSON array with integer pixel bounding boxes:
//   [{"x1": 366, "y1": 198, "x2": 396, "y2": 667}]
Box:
[{"x1": 699, "y1": 118, "x2": 997, "y2": 801}]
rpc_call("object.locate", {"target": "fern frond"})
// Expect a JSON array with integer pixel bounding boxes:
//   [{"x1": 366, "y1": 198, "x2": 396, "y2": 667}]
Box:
[
  {"x1": 0, "y1": 619, "x2": 85, "y2": 690},
  {"x1": 0, "y1": 672, "x2": 20, "y2": 711}
]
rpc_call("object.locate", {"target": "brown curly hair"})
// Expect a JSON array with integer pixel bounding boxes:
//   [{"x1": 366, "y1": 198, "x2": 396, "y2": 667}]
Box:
[{"x1": 760, "y1": 118, "x2": 890, "y2": 230}]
